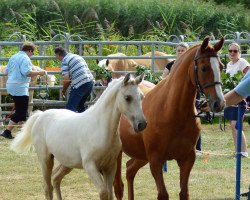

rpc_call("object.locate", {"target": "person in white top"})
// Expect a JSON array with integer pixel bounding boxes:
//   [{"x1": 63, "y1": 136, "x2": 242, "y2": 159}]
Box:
[
  {"x1": 225, "y1": 42, "x2": 250, "y2": 158},
  {"x1": 226, "y1": 45, "x2": 249, "y2": 76}
]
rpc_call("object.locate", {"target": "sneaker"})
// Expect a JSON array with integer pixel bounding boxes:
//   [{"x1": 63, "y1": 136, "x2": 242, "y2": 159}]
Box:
[
  {"x1": 240, "y1": 191, "x2": 249, "y2": 197},
  {"x1": 196, "y1": 150, "x2": 202, "y2": 156},
  {"x1": 241, "y1": 152, "x2": 249, "y2": 158},
  {"x1": 0, "y1": 130, "x2": 14, "y2": 139}
]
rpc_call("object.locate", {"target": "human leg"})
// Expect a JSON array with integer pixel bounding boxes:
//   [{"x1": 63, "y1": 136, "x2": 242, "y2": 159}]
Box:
[
  {"x1": 66, "y1": 87, "x2": 82, "y2": 112},
  {"x1": 196, "y1": 135, "x2": 202, "y2": 151},
  {"x1": 1, "y1": 96, "x2": 28, "y2": 139},
  {"x1": 195, "y1": 135, "x2": 202, "y2": 156},
  {"x1": 77, "y1": 81, "x2": 93, "y2": 112},
  {"x1": 1, "y1": 120, "x2": 16, "y2": 139},
  {"x1": 231, "y1": 120, "x2": 248, "y2": 157},
  {"x1": 241, "y1": 131, "x2": 248, "y2": 157},
  {"x1": 66, "y1": 82, "x2": 93, "y2": 112},
  {"x1": 230, "y1": 120, "x2": 237, "y2": 150}
]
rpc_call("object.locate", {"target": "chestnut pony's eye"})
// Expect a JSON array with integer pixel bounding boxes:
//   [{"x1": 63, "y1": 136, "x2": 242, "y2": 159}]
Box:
[{"x1": 201, "y1": 66, "x2": 209, "y2": 72}]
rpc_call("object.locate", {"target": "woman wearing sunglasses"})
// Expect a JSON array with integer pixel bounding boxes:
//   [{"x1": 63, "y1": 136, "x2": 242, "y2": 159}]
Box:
[
  {"x1": 225, "y1": 42, "x2": 250, "y2": 158},
  {"x1": 226, "y1": 42, "x2": 249, "y2": 75}
]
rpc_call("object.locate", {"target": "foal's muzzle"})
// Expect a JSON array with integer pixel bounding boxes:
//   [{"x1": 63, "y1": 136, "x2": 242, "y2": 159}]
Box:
[{"x1": 134, "y1": 120, "x2": 147, "y2": 133}]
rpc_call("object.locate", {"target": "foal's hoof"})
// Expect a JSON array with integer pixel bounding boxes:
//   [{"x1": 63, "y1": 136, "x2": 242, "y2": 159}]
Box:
[{"x1": 99, "y1": 190, "x2": 109, "y2": 200}]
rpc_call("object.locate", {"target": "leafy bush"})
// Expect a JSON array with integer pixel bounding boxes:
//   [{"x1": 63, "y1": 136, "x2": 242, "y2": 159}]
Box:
[
  {"x1": 221, "y1": 71, "x2": 243, "y2": 93},
  {"x1": 89, "y1": 64, "x2": 112, "y2": 81},
  {"x1": 88, "y1": 64, "x2": 162, "y2": 85},
  {"x1": 0, "y1": 0, "x2": 249, "y2": 40},
  {"x1": 135, "y1": 65, "x2": 162, "y2": 84}
]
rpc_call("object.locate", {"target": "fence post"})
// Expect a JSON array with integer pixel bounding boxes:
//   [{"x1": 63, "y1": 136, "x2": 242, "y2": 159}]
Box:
[
  {"x1": 235, "y1": 31, "x2": 240, "y2": 44},
  {"x1": 235, "y1": 102, "x2": 244, "y2": 200},
  {"x1": 64, "y1": 32, "x2": 70, "y2": 51},
  {"x1": 151, "y1": 44, "x2": 155, "y2": 71}
]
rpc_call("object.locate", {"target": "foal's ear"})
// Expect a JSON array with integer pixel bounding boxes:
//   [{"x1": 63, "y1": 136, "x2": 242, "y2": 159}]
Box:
[
  {"x1": 200, "y1": 37, "x2": 210, "y2": 53},
  {"x1": 135, "y1": 73, "x2": 144, "y2": 85},
  {"x1": 213, "y1": 37, "x2": 224, "y2": 52},
  {"x1": 123, "y1": 73, "x2": 131, "y2": 85}
]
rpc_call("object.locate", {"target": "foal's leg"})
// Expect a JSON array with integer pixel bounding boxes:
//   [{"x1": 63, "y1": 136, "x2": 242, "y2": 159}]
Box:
[
  {"x1": 126, "y1": 158, "x2": 148, "y2": 200},
  {"x1": 113, "y1": 151, "x2": 124, "y2": 200},
  {"x1": 148, "y1": 155, "x2": 169, "y2": 200},
  {"x1": 38, "y1": 154, "x2": 54, "y2": 200},
  {"x1": 103, "y1": 161, "x2": 117, "y2": 200},
  {"x1": 85, "y1": 161, "x2": 108, "y2": 200},
  {"x1": 52, "y1": 164, "x2": 72, "y2": 200},
  {"x1": 177, "y1": 151, "x2": 195, "y2": 200}
]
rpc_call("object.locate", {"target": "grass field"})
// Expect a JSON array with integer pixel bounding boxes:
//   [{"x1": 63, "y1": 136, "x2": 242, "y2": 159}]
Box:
[{"x1": 0, "y1": 122, "x2": 249, "y2": 200}]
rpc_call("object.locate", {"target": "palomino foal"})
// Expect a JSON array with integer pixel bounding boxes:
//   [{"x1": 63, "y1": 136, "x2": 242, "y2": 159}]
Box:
[{"x1": 11, "y1": 73, "x2": 147, "y2": 200}]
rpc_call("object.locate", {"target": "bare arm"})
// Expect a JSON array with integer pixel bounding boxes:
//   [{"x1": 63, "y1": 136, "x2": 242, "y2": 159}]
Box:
[
  {"x1": 27, "y1": 70, "x2": 46, "y2": 77},
  {"x1": 243, "y1": 66, "x2": 250, "y2": 74},
  {"x1": 224, "y1": 90, "x2": 245, "y2": 107},
  {"x1": 62, "y1": 74, "x2": 71, "y2": 95}
]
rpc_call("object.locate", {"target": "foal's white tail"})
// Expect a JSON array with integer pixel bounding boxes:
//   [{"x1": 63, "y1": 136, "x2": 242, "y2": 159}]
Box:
[{"x1": 10, "y1": 110, "x2": 43, "y2": 153}]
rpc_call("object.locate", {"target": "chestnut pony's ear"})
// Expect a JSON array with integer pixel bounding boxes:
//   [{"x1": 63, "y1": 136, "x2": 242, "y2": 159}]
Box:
[
  {"x1": 213, "y1": 37, "x2": 224, "y2": 52},
  {"x1": 200, "y1": 37, "x2": 210, "y2": 53}
]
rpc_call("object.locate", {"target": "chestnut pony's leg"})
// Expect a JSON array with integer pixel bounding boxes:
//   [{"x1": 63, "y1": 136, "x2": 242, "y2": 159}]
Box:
[
  {"x1": 149, "y1": 156, "x2": 169, "y2": 200},
  {"x1": 177, "y1": 151, "x2": 196, "y2": 200},
  {"x1": 126, "y1": 158, "x2": 148, "y2": 200},
  {"x1": 114, "y1": 151, "x2": 124, "y2": 200}
]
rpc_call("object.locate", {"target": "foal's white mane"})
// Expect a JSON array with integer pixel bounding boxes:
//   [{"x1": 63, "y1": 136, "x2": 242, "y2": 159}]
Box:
[{"x1": 89, "y1": 76, "x2": 125, "y2": 111}]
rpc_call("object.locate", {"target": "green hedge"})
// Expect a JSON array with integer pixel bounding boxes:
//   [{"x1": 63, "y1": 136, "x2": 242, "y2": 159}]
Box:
[{"x1": 0, "y1": 0, "x2": 249, "y2": 40}]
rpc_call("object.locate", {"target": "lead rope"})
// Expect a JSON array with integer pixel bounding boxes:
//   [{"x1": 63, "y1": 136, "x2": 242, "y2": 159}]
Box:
[
  {"x1": 195, "y1": 99, "x2": 215, "y2": 124},
  {"x1": 38, "y1": 72, "x2": 49, "y2": 111}
]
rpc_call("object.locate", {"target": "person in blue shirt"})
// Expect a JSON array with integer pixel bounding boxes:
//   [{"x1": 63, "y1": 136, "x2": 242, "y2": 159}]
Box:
[
  {"x1": 1, "y1": 42, "x2": 46, "y2": 139},
  {"x1": 225, "y1": 69, "x2": 250, "y2": 196},
  {"x1": 54, "y1": 47, "x2": 94, "y2": 112}
]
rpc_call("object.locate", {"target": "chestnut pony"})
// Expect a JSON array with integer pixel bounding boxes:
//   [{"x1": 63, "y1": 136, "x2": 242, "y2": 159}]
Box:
[{"x1": 114, "y1": 37, "x2": 225, "y2": 200}]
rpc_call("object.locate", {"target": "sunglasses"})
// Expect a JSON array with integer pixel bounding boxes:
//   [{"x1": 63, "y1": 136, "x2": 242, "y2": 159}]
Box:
[{"x1": 228, "y1": 49, "x2": 238, "y2": 53}]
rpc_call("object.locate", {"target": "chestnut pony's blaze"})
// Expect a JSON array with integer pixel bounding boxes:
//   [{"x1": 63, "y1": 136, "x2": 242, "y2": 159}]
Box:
[{"x1": 114, "y1": 37, "x2": 225, "y2": 200}]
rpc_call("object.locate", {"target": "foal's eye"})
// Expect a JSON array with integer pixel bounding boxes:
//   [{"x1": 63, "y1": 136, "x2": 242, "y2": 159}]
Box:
[{"x1": 125, "y1": 95, "x2": 132, "y2": 102}]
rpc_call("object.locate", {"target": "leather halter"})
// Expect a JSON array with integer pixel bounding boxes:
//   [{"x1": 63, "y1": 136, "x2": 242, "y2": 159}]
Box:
[{"x1": 193, "y1": 49, "x2": 222, "y2": 95}]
